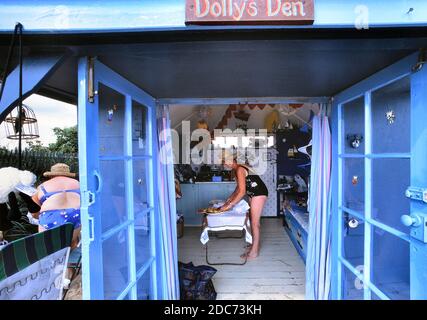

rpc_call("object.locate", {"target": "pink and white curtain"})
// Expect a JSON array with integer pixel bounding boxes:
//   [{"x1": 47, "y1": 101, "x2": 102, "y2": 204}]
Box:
[{"x1": 156, "y1": 104, "x2": 179, "y2": 299}]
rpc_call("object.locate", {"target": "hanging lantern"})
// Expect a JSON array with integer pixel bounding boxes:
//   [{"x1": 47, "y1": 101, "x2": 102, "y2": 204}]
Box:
[{"x1": 4, "y1": 104, "x2": 39, "y2": 140}]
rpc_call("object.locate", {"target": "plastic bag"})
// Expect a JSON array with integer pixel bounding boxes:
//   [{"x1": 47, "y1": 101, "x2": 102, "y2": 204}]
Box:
[{"x1": 178, "y1": 262, "x2": 217, "y2": 300}]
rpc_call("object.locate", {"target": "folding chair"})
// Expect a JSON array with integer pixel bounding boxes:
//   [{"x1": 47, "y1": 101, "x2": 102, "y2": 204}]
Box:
[
  {"x1": 62, "y1": 244, "x2": 82, "y2": 299},
  {"x1": 0, "y1": 223, "x2": 74, "y2": 300}
]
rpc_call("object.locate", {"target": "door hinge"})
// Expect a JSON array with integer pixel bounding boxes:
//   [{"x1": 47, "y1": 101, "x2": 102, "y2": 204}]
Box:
[
  {"x1": 405, "y1": 186, "x2": 427, "y2": 203},
  {"x1": 82, "y1": 190, "x2": 96, "y2": 207},
  {"x1": 412, "y1": 48, "x2": 426, "y2": 73},
  {"x1": 87, "y1": 57, "x2": 95, "y2": 103}
]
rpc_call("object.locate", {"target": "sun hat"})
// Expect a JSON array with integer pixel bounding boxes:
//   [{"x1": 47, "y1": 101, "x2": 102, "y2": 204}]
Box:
[{"x1": 43, "y1": 163, "x2": 76, "y2": 178}]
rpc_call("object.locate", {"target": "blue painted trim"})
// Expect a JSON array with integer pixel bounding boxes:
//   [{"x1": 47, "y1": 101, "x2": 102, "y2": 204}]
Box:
[
  {"x1": 78, "y1": 57, "x2": 159, "y2": 300},
  {"x1": 284, "y1": 226, "x2": 306, "y2": 263},
  {"x1": 0, "y1": 52, "x2": 69, "y2": 121},
  {"x1": 340, "y1": 207, "x2": 364, "y2": 221},
  {"x1": 340, "y1": 206, "x2": 410, "y2": 242},
  {"x1": 158, "y1": 97, "x2": 329, "y2": 105},
  {"x1": 363, "y1": 91, "x2": 372, "y2": 300},
  {"x1": 330, "y1": 99, "x2": 341, "y2": 300},
  {"x1": 99, "y1": 155, "x2": 153, "y2": 161},
  {"x1": 338, "y1": 154, "x2": 365, "y2": 158},
  {"x1": 77, "y1": 57, "x2": 91, "y2": 300},
  {"x1": 340, "y1": 257, "x2": 391, "y2": 300},
  {"x1": 94, "y1": 60, "x2": 155, "y2": 107},
  {"x1": 367, "y1": 218, "x2": 410, "y2": 243},
  {"x1": 125, "y1": 94, "x2": 138, "y2": 300},
  {"x1": 116, "y1": 256, "x2": 155, "y2": 300},
  {"x1": 94, "y1": 59, "x2": 158, "y2": 300},
  {"x1": 333, "y1": 52, "x2": 419, "y2": 300},
  {"x1": 2, "y1": 24, "x2": 427, "y2": 34},
  {"x1": 339, "y1": 153, "x2": 410, "y2": 159},
  {"x1": 366, "y1": 153, "x2": 411, "y2": 159},
  {"x1": 368, "y1": 282, "x2": 391, "y2": 301},
  {"x1": 333, "y1": 53, "x2": 418, "y2": 105},
  {"x1": 116, "y1": 281, "x2": 136, "y2": 301},
  {"x1": 131, "y1": 155, "x2": 154, "y2": 160},
  {"x1": 1, "y1": 0, "x2": 427, "y2": 32},
  {"x1": 136, "y1": 257, "x2": 155, "y2": 281},
  {"x1": 148, "y1": 102, "x2": 159, "y2": 300},
  {"x1": 410, "y1": 63, "x2": 427, "y2": 299},
  {"x1": 78, "y1": 57, "x2": 105, "y2": 300},
  {"x1": 283, "y1": 210, "x2": 307, "y2": 263},
  {"x1": 101, "y1": 219, "x2": 134, "y2": 242},
  {"x1": 340, "y1": 257, "x2": 363, "y2": 281}
]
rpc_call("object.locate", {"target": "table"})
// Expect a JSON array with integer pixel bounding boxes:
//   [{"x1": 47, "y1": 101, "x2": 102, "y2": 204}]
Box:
[{"x1": 200, "y1": 208, "x2": 252, "y2": 266}]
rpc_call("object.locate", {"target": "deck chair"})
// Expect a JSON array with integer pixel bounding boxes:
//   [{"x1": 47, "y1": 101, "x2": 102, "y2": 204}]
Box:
[
  {"x1": 62, "y1": 242, "x2": 82, "y2": 299},
  {"x1": 0, "y1": 223, "x2": 74, "y2": 300}
]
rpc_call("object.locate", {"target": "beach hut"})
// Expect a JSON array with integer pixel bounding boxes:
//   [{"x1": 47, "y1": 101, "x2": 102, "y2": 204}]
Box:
[{"x1": 0, "y1": 0, "x2": 426, "y2": 300}]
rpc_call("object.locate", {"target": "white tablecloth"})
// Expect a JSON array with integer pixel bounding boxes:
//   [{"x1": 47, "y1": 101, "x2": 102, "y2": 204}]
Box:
[{"x1": 200, "y1": 200, "x2": 252, "y2": 245}]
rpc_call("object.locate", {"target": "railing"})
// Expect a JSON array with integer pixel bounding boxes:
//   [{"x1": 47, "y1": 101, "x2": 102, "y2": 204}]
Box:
[{"x1": 0, "y1": 148, "x2": 78, "y2": 181}]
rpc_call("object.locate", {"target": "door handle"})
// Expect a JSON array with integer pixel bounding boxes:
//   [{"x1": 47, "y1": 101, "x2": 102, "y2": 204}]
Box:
[
  {"x1": 401, "y1": 214, "x2": 422, "y2": 227},
  {"x1": 94, "y1": 170, "x2": 103, "y2": 193}
]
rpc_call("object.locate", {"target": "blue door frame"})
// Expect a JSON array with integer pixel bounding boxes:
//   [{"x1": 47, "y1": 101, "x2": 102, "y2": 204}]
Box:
[
  {"x1": 331, "y1": 51, "x2": 427, "y2": 300},
  {"x1": 77, "y1": 57, "x2": 164, "y2": 300}
]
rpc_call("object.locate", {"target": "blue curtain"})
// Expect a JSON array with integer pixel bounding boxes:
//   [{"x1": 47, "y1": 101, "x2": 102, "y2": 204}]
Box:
[
  {"x1": 156, "y1": 105, "x2": 180, "y2": 299},
  {"x1": 306, "y1": 112, "x2": 333, "y2": 300}
]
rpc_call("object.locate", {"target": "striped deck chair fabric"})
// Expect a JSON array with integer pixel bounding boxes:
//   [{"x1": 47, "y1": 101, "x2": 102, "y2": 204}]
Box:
[{"x1": 0, "y1": 223, "x2": 74, "y2": 300}]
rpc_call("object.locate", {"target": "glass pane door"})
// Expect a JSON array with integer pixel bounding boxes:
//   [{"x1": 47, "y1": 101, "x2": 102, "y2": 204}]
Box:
[
  {"x1": 78, "y1": 58, "x2": 157, "y2": 300},
  {"x1": 335, "y1": 52, "x2": 427, "y2": 300}
]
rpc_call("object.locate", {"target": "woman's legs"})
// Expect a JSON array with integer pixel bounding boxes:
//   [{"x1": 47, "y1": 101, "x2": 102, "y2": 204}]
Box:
[
  {"x1": 245, "y1": 195, "x2": 267, "y2": 259},
  {"x1": 71, "y1": 227, "x2": 81, "y2": 250}
]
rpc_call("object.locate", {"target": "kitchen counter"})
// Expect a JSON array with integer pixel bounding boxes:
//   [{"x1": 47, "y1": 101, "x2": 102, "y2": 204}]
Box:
[
  {"x1": 176, "y1": 182, "x2": 236, "y2": 226},
  {"x1": 194, "y1": 181, "x2": 235, "y2": 184}
]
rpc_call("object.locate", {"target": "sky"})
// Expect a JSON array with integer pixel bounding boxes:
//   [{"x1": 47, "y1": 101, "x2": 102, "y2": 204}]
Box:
[
  {"x1": 0, "y1": 0, "x2": 425, "y2": 31},
  {"x1": 0, "y1": 94, "x2": 77, "y2": 150}
]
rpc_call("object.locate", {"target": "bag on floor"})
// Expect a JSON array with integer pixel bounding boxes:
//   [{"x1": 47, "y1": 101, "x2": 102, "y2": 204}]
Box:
[{"x1": 178, "y1": 261, "x2": 217, "y2": 300}]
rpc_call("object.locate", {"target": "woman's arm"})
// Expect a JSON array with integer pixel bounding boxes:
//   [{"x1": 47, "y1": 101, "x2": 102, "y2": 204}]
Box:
[{"x1": 220, "y1": 167, "x2": 246, "y2": 211}]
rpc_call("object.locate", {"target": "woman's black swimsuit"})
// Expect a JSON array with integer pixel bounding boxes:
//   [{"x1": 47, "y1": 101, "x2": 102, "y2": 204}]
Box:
[{"x1": 241, "y1": 166, "x2": 269, "y2": 198}]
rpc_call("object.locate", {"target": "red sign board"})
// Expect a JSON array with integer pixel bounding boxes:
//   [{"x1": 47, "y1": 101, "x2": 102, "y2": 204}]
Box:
[{"x1": 186, "y1": 0, "x2": 315, "y2": 25}]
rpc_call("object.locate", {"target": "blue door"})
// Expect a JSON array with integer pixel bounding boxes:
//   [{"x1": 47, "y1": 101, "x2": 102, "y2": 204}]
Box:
[
  {"x1": 332, "y1": 52, "x2": 427, "y2": 300},
  {"x1": 77, "y1": 57, "x2": 159, "y2": 300}
]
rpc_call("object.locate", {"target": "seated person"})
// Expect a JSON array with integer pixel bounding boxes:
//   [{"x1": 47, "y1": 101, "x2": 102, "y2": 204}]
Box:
[{"x1": 31, "y1": 163, "x2": 80, "y2": 249}]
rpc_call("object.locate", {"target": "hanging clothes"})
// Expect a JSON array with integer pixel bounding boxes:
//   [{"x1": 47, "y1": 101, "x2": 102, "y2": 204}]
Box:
[
  {"x1": 305, "y1": 112, "x2": 333, "y2": 300},
  {"x1": 156, "y1": 104, "x2": 180, "y2": 299}
]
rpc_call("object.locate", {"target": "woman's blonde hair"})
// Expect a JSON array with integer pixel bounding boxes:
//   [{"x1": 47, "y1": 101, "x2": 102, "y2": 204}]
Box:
[{"x1": 197, "y1": 119, "x2": 209, "y2": 130}]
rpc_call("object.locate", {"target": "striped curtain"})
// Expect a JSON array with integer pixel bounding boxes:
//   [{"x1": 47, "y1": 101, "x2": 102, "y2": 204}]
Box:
[
  {"x1": 306, "y1": 112, "x2": 333, "y2": 300},
  {"x1": 156, "y1": 104, "x2": 180, "y2": 299}
]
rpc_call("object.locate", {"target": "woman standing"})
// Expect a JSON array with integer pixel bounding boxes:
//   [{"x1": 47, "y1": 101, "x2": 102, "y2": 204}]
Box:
[
  {"x1": 219, "y1": 151, "x2": 268, "y2": 259},
  {"x1": 31, "y1": 163, "x2": 81, "y2": 249}
]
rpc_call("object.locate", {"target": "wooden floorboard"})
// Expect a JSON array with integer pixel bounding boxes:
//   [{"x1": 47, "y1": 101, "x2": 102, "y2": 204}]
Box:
[{"x1": 178, "y1": 218, "x2": 306, "y2": 300}]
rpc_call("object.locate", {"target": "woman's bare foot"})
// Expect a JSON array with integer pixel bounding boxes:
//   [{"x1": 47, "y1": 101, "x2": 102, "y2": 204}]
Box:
[
  {"x1": 246, "y1": 250, "x2": 259, "y2": 260},
  {"x1": 240, "y1": 250, "x2": 259, "y2": 260}
]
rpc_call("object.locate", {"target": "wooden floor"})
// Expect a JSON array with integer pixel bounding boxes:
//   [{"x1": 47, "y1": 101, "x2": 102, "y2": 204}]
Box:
[{"x1": 178, "y1": 218, "x2": 306, "y2": 300}]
